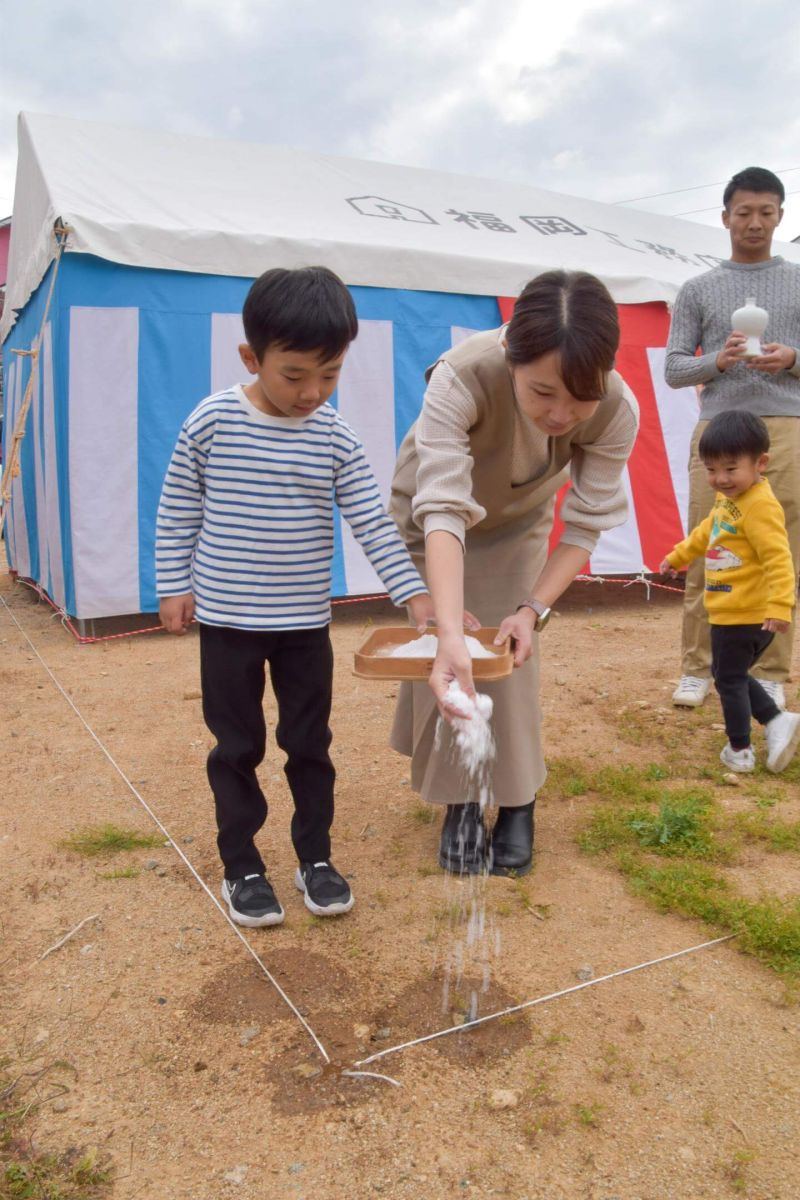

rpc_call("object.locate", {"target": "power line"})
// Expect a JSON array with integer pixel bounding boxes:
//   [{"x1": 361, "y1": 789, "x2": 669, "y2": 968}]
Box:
[{"x1": 614, "y1": 168, "x2": 800, "y2": 206}]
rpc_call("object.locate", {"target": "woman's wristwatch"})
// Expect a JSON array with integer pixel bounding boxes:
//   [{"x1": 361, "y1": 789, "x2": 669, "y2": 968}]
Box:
[{"x1": 516, "y1": 598, "x2": 552, "y2": 631}]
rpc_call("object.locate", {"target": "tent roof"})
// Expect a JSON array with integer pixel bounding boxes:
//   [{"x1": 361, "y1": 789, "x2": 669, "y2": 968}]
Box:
[{"x1": 5, "y1": 111, "x2": 800, "y2": 340}]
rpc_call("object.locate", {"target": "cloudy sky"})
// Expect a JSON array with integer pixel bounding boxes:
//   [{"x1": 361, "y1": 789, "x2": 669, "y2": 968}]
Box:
[{"x1": 2, "y1": 0, "x2": 800, "y2": 239}]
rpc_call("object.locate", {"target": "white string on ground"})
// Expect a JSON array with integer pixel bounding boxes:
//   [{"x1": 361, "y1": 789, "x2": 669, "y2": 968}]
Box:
[
  {"x1": 353, "y1": 933, "x2": 736, "y2": 1067},
  {"x1": 0, "y1": 594, "x2": 331, "y2": 1064},
  {"x1": 340, "y1": 1070, "x2": 402, "y2": 1088}
]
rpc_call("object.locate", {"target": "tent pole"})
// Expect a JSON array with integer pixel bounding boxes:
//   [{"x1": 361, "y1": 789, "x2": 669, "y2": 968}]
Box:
[{"x1": 0, "y1": 224, "x2": 71, "y2": 542}]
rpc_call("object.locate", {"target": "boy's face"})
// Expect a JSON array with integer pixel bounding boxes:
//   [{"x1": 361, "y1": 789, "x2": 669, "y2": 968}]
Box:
[
  {"x1": 722, "y1": 189, "x2": 783, "y2": 262},
  {"x1": 704, "y1": 452, "x2": 768, "y2": 499},
  {"x1": 239, "y1": 344, "x2": 345, "y2": 418}
]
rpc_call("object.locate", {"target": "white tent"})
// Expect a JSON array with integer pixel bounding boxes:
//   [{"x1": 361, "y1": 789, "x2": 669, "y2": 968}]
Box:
[{"x1": 5, "y1": 112, "x2": 798, "y2": 619}]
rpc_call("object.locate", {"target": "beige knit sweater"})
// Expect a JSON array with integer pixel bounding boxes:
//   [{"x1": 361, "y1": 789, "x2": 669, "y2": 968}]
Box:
[{"x1": 412, "y1": 338, "x2": 640, "y2": 555}]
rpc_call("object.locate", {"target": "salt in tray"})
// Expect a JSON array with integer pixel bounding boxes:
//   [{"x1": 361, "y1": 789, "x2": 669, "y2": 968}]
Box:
[{"x1": 353, "y1": 627, "x2": 513, "y2": 681}]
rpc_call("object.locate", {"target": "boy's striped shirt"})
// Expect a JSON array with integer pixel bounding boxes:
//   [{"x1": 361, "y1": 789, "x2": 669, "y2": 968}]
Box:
[{"x1": 156, "y1": 386, "x2": 424, "y2": 629}]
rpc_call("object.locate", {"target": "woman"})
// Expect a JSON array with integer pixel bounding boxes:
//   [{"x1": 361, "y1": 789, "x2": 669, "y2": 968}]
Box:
[{"x1": 390, "y1": 270, "x2": 639, "y2": 876}]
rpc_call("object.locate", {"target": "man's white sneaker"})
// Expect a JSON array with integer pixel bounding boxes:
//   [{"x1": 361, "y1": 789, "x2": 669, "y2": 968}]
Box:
[
  {"x1": 757, "y1": 680, "x2": 786, "y2": 710},
  {"x1": 672, "y1": 675, "x2": 712, "y2": 707},
  {"x1": 720, "y1": 743, "x2": 755, "y2": 773},
  {"x1": 765, "y1": 711, "x2": 800, "y2": 773}
]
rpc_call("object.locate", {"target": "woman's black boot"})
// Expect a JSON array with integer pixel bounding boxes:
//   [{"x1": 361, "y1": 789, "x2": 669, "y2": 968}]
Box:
[
  {"x1": 438, "y1": 803, "x2": 486, "y2": 874},
  {"x1": 488, "y1": 799, "x2": 535, "y2": 876}
]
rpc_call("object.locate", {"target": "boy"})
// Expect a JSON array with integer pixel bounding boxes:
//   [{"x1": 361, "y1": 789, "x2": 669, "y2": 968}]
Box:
[
  {"x1": 660, "y1": 410, "x2": 800, "y2": 774},
  {"x1": 156, "y1": 266, "x2": 430, "y2": 926}
]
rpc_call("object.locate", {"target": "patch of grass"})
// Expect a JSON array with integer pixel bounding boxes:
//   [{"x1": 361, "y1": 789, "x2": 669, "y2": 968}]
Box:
[
  {"x1": 620, "y1": 856, "x2": 800, "y2": 976},
  {"x1": 574, "y1": 1100, "x2": 603, "y2": 1128},
  {"x1": 61, "y1": 824, "x2": 163, "y2": 857},
  {"x1": 410, "y1": 804, "x2": 436, "y2": 826},
  {"x1": 628, "y1": 795, "x2": 713, "y2": 855},
  {"x1": 97, "y1": 866, "x2": 140, "y2": 880},
  {"x1": 730, "y1": 812, "x2": 800, "y2": 853},
  {"x1": 1, "y1": 1061, "x2": 113, "y2": 1199}
]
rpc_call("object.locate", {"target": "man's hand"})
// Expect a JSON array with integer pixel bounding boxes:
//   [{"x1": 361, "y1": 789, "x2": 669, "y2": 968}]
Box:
[
  {"x1": 762, "y1": 617, "x2": 790, "y2": 633},
  {"x1": 747, "y1": 343, "x2": 797, "y2": 375},
  {"x1": 716, "y1": 332, "x2": 748, "y2": 371},
  {"x1": 159, "y1": 593, "x2": 195, "y2": 635}
]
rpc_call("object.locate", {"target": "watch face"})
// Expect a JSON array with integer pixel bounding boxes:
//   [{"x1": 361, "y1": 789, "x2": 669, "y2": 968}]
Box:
[{"x1": 536, "y1": 607, "x2": 551, "y2": 630}]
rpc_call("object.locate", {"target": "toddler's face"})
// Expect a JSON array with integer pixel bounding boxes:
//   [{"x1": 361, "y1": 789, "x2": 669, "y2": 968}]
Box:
[
  {"x1": 239, "y1": 343, "x2": 345, "y2": 418},
  {"x1": 704, "y1": 453, "x2": 768, "y2": 500}
]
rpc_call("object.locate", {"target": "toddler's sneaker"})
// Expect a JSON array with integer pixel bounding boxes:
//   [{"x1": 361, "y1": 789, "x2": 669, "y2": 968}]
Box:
[
  {"x1": 672, "y1": 675, "x2": 712, "y2": 707},
  {"x1": 222, "y1": 873, "x2": 284, "y2": 927},
  {"x1": 295, "y1": 861, "x2": 354, "y2": 916},
  {"x1": 765, "y1": 711, "x2": 800, "y2": 773},
  {"x1": 720, "y1": 743, "x2": 755, "y2": 773},
  {"x1": 757, "y1": 680, "x2": 786, "y2": 710}
]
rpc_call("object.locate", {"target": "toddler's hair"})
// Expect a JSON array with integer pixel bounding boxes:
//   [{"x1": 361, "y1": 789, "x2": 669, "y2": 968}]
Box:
[
  {"x1": 698, "y1": 409, "x2": 770, "y2": 461},
  {"x1": 242, "y1": 266, "x2": 358, "y2": 362}
]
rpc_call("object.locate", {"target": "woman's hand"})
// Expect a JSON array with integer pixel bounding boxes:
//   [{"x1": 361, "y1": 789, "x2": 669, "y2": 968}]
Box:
[
  {"x1": 429, "y1": 630, "x2": 476, "y2": 719},
  {"x1": 496, "y1": 606, "x2": 537, "y2": 667},
  {"x1": 159, "y1": 593, "x2": 195, "y2": 635}
]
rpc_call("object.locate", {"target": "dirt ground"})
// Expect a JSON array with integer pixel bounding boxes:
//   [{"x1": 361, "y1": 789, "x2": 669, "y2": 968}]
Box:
[{"x1": 2, "y1": 566, "x2": 799, "y2": 1200}]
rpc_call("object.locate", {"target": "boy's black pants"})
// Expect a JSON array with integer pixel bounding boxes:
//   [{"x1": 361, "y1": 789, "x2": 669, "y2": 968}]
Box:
[
  {"x1": 710, "y1": 624, "x2": 781, "y2": 749},
  {"x1": 199, "y1": 623, "x2": 335, "y2": 880}
]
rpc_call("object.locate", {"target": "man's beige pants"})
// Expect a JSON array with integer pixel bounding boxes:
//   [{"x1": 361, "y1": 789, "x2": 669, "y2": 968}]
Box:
[{"x1": 681, "y1": 416, "x2": 800, "y2": 682}]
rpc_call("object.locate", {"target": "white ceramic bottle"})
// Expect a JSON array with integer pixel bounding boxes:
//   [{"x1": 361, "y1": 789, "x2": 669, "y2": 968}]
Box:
[{"x1": 731, "y1": 296, "x2": 769, "y2": 359}]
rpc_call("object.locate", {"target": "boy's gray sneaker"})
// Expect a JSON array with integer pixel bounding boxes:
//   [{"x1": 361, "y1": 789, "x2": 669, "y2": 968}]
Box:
[
  {"x1": 222, "y1": 873, "x2": 284, "y2": 927},
  {"x1": 295, "y1": 861, "x2": 354, "y2": 916},
  {"x1": 765, "y1": 711, "x2": 800, "y2": 773},
  {"x1": 720, "y1": 743, "x2": 755, "y2": 773}
]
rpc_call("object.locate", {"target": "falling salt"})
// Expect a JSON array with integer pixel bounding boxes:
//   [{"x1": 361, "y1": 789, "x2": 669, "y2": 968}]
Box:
[
  {"x1": 442, "y1": 682, "x2": 495, "y2": 786},
  {"x1": 381, "y1": 633, "x2": 495, "y2": 659}
]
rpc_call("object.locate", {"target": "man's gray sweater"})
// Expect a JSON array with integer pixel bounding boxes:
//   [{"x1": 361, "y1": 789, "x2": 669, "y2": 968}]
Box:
[{"x1": 664, "y1": 256, "x2": 800, "y2": 420}]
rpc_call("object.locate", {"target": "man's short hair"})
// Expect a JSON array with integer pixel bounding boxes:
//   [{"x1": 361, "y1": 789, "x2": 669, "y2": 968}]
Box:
[
  {"x1": 242, "y1": 266, "x2": 358, "y2": 362},
  {"x1": 698, "y1": 410, "x2": 770, "y2": 461},
  {"x1": 723, "y1": 167, "x2": 785, "y2": 209}
]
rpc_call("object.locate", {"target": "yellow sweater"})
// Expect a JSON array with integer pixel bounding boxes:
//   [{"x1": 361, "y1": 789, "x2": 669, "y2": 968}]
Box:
[{"x1": 666, "y1": 479, "x2": 796, "y2": 625}]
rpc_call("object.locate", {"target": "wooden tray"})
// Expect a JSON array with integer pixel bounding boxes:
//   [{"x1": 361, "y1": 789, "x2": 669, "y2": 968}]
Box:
[{"x1": 353, "y1": 627, "x2": 513, "y2": 681}]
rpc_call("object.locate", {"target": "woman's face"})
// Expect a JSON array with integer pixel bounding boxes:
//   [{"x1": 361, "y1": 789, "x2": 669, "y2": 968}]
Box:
[{"x1": 510, "y1": 350, "x2": 600, "y2": 435}]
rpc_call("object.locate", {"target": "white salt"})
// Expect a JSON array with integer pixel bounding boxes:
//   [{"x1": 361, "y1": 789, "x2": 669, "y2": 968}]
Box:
[
  {"x1": 442, "y1": 681, "x2": 495, "y2": 787},
  {"x1": 381, "y1": 633, "x2": 495, "y2": 659}
]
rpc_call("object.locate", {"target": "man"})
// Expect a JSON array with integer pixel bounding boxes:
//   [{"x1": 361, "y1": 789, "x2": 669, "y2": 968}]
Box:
[{"x1": 664, "y1": 166, "x2": 800, "y2": 709}]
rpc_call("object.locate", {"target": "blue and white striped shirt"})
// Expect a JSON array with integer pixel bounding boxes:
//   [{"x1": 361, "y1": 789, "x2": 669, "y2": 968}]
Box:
[{"x1": 156, "y1": 386, "x2": 425, "y2": 630}]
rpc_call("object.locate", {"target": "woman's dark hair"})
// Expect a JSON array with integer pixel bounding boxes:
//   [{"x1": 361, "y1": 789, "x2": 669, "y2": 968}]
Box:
[
  {"x1": 505, "y1": 270, "x2": 619, "y2": 402},
  {"x1": 723, "y1": 167, "x2": 784, "y2": 210},
  {"x1": 698, "y1": 410, "x2": 770, "y2": 461},
  {"x1": 242, "y1": 266, "x2": 358, "y2": 362}
]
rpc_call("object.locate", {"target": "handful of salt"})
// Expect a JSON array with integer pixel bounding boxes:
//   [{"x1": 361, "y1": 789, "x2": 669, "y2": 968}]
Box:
[{"x1": 443, "y1": 682, "x2": 495, "y2": 796}]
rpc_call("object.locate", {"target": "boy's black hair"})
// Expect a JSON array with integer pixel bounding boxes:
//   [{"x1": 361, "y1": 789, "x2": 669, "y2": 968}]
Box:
[
  {"x1": 698, "y1": 410, "x2": 770, "y2": 461},
  {"x1": 723, "y1": 167, "x2": 784, "y2": 209},
  {"x1": 242, "y1": 266, "x2": 358, "y2": 362}
]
